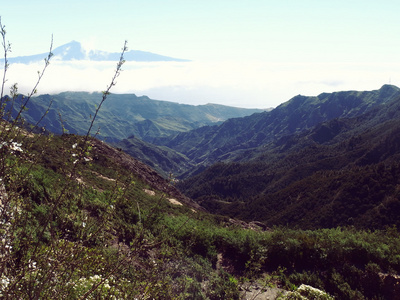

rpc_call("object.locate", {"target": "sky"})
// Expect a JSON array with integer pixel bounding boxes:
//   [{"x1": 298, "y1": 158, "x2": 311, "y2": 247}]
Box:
[{"x1": 1, "y1": 0, "x2": 400, "y2": 108}]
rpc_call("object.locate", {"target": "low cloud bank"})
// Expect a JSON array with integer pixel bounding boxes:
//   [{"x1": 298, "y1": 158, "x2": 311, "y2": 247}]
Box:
[{"x1": 2, "y1": 60, "x2": 398, "y2": 108}]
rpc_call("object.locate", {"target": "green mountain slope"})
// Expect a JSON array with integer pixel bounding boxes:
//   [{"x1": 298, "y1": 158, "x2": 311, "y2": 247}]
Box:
[
  {"x1": 9, "y1": 91, "x2": 264, "y2": 143},
  {"x1": 116, "y1": 135, "x2": 193, "y2": 178},
  {"x1": 177, "y1": 91, "x2": 400, "y2": 229}
]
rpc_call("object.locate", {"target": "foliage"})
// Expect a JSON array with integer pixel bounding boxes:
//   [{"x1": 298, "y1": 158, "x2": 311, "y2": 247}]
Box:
[{"x1": 179, "y1": 102, "x2": 400, "y2": 230}]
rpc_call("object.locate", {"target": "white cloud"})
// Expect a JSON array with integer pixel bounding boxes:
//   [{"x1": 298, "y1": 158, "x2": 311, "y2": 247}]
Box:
[{"x1": 2, "y1": 60, "x2": 398, "y2": 109}]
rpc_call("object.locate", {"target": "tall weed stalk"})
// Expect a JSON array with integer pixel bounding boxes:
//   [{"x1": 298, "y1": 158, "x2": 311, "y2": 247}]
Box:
[{"x1": 0, "y1": 18, "x2": 166, "y2": 298}]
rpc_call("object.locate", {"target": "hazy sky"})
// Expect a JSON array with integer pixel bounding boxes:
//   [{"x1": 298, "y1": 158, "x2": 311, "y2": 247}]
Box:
[{"x1": 1, "y1": 0, "x2": 400, "y2": 108}]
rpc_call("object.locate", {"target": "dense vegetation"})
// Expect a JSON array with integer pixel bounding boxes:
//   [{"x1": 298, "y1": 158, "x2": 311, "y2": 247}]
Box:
[
  {"x1": 2, "y1": 19, "x2": 400, "y2": 299},
  {"x1": 178, "y1": 89, "x2": 400, "y2": 230}
]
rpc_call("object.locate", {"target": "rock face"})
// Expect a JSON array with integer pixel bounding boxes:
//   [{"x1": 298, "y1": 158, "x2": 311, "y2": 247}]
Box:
[
  {"x1": 279, "y1": 284, "x2": 333, "y2": 299},
  {"x1": 240, "y1": 283, "x2": 334, "y2": 300},
  {"x1": 240, "y1": 284, "x2": 286, "y2": 300}
]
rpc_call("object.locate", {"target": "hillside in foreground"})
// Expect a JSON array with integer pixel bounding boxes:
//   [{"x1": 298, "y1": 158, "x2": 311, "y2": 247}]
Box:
[{"x1": 1, "y1": 119, "x2": 400, "y2": 299}]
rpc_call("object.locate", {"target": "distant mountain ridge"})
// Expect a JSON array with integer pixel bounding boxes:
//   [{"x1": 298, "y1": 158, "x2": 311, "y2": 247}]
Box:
[
  {"x1": 155, "y1": 84, "x2": 400, "y2": 175},
  {"x1": 5, "y1": 91, "x2": 264, "y2": 144},
  {"x1": 7, "y1": 41, "x2": 189, "y2": 63},
  {"x1": 115, "y1": 85, "x2": 400, "y2": 180}
]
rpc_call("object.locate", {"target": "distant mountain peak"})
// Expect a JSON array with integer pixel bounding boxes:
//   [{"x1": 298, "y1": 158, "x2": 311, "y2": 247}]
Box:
[
  {"x1": 378, "y1": 84, "x2": 400, "y2": 96},
  {"x1": 52, "y1": 41, "x2": 87, "y2": 60},
  {"x1": 8, "y1": 41, "x2": 190, "y2": 64}
]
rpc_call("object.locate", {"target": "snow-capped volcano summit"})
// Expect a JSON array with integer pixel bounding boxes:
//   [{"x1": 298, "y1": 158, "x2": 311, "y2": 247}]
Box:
[{"x1": 8, "y1": 41, "x2": 190, "y2": 64}]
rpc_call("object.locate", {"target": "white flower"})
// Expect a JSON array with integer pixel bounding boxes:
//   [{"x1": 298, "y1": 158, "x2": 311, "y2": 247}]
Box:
[
  {"x1": 0, "y1": 274, "x2": 10, "y2": 289},
  {"x1": 0, "y1": 141, "x2": 23, "y2": 152},
  {"x1": 72, "y1": 143, "x2": 78, "y2": 149},
  {"x1": 28, "y1": 260, "x2": 37, "y2": 269},
  {"x1": 91, "y1": 275, "x2": 101, "y2": 281}
]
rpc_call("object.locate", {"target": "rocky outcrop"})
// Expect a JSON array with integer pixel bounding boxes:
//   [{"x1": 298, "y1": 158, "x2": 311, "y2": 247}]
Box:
[{"x1": 240, "y1": 282, "x2": 286, "y2": 300}]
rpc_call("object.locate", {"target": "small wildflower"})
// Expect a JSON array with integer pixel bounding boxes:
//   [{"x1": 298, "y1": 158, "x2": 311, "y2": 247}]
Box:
[
  {"x1": 10, "y1": 142, "x2": 23, "y2": 152},
  {"x1": 0, "y1": 141, "x2": 23, "y2": 152}
]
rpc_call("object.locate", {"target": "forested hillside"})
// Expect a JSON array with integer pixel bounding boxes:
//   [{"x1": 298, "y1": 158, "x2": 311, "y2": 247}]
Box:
[{"x1": 178, "y1": 89, "x2": 400, "y2": 229}]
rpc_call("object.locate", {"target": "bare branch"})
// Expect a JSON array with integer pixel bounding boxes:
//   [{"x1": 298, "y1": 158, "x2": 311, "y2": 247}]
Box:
[
  {"x1": 0, "y1": 17, "x2": 12, "y2": 105},
  {"x1": 84, "y1": 40, "x2": 128, "y2": 141},
  {"x1": 11, "y1": 35, "x2": 54, "y2": 127}
]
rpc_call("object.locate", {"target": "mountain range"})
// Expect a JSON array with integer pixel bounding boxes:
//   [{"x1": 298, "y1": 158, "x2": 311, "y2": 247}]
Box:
[
  {"x1": 109, "y1": 84, "x2": 400, "y2": 230},
  {"x1": 175, "y1": 84, "x2": 400, "y2": 229},
  {"x1": 7, "y1": 40, "x2": 189, "y2": 64},
  {"x1": 156, "y1": 84, "x2": 400, "y2": 174},
  {"x1": 118, "y1": 84, "x2": 400, "y2": 178},
  {"x1": 6, "y1": 91, "x2": 263, "y2": 143},
  {"x1": 6, "y1": 84, "x2": 400, "y2": 230},
  {"x1": 4, "y1": 91, "x2": 265, "y2": 176}
]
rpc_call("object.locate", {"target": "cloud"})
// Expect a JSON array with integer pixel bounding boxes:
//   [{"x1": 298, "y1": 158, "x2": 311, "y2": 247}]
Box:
[{"x1": 2, "y1": 60, "x2": 399, "y2": 108}]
